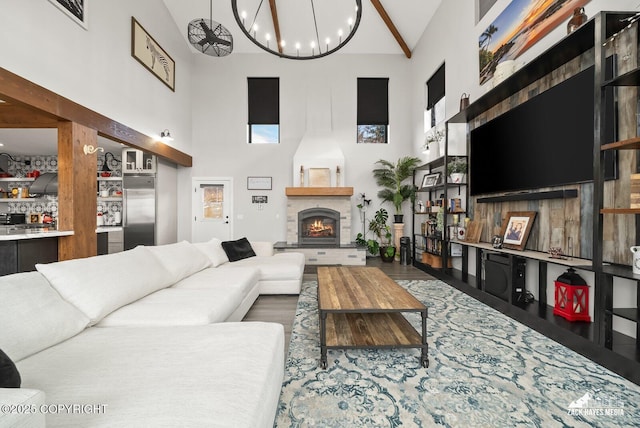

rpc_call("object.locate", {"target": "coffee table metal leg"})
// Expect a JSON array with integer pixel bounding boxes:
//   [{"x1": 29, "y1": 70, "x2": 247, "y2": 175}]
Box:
[
  {"x1": 320, "y1": 310, "x2": 328, "y2": 369},
  {"x1": 421, "y1": 309, "x2": 429, "y2": 368}
]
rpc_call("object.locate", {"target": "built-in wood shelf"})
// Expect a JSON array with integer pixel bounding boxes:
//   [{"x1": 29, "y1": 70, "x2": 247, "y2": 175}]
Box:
[
  {"x1": 600, "y1": 208, "x2": 640, "y2": 214},
  {"x1": 601, "y1": 136, "x2": 640, "y2": 151},
  {"x1": 285, "y1": 187, "x2": 353, "y2": 196}
]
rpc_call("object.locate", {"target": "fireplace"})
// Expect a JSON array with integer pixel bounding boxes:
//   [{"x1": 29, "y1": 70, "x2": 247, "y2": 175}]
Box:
[{"x1": 298, "y1": 208, "x2": 340, "y2": 246}]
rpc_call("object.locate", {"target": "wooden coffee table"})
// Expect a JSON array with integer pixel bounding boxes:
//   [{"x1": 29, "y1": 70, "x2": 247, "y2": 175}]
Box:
[{"x1": 317, "y1": 266, "x2": 428, "y2": 369}]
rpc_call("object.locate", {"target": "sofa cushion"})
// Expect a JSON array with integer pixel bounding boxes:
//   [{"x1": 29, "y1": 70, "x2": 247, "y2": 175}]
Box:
[
  {"x1": 172, "y1": 266, "x2": 259, "y2": 290},
  {"x1": 97, "y1": 285, "x2": 255, "y2": 327},
  {"x1": 36, "y1": 246, "x2": 174, "y2": 325},
  {"x1": 147, "y1": 240, "x2": 211, "y2": 283},
  {"x1": 0, "y1": 349, "x2": 20, "y2": 388},
  {"x1": 17, "y1": 323, "x2": 284, "y2": 428},
  {"x1": 230, "y1": 253, "x2": 305, "y2": 281},
  {"x1": 0, "y1": 271, "x2": 90, "y2": 361},
  {"x1": 222, "y1": 237, "x2": 256, "y2": 262},
  {"x1": 193, "y1": 238, "x2": 229, "y2": 267}
]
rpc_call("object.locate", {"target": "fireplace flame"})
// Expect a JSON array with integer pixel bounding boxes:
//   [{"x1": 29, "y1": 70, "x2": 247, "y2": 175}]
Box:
[{"x1": 305, "y1": 219, "x2": 334, "y2": 237}]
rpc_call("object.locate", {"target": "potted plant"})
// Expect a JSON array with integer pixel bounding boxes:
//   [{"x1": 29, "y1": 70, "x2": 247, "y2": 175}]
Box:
[
  {"x1": 355, "y1": 208, "x2": 395, "y2": 262},
  {"x1": 373, "y1": 156, "x2": 422, "y2": 223},
  {"x1": 447, "y1": 157, "x2": 467, "y2": 184}
]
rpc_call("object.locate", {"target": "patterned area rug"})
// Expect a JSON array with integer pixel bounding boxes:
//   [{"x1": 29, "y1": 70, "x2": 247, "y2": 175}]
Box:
[{"x1": 275, "y1": 280, "x2": 640, "y2": 427}]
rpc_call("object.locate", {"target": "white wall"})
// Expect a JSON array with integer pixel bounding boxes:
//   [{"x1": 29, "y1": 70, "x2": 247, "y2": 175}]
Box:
[
  {"x1": 0, "y1": 0, "x2": 193, "y2": 155},
  {"x1": 182, "y1": 53, "x2": 414, "y2": 243}
]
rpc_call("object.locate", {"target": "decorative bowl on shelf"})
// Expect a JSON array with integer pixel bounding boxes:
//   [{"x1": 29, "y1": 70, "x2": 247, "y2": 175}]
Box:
[{"x1": 100, "y1": 172, "x2": 112, "y2": 177}]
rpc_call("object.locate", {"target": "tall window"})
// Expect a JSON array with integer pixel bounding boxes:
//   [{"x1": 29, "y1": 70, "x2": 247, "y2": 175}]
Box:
[
  {"x1": 357, "y1": 77, "x2": 389, "y2": 144},
  {"x1": 247, "y1": 77, "x2": 279, "y2": 144},
  {"x1": 424, "y1": 63, "x2": 445, "y2": 133}
]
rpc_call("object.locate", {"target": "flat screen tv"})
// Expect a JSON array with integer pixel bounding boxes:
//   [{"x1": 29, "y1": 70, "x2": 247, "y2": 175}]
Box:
[{"x1": 470, "y1": 60, "x2": 617, "y2": 196}]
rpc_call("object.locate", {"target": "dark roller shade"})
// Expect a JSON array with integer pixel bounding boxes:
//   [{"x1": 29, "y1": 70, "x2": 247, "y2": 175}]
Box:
[
  {"x1": 248, "y1": 78, "x2": 279, "y2": 124},
  {"x1": 357, "y1": 78, "x2": 389, "y2": 125},
  {"x1": 426, "y1": 64, "x2": 445, "y2": 109}
]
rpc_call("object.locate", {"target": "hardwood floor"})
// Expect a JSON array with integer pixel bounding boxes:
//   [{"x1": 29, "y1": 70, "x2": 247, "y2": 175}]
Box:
[{"x1": 242, "y1": 259, "x2": 435, "y2": 355}]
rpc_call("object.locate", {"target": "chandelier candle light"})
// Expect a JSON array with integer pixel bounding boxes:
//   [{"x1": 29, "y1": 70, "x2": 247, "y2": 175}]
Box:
[{"x1": 232, "y1": 0, "x2": 362, "y2": 60}]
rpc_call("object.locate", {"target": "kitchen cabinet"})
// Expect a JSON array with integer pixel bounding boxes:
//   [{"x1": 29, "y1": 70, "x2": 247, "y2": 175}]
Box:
[
  {"x1": 0, "y1": 237, "x2": 58, "y2": 276},
  {"x1": 122, "y1": 148, "x2": 156, "y2": 174}
]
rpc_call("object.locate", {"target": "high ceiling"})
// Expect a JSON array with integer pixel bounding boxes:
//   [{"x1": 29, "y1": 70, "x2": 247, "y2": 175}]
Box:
[
  {"x1": 164, "y1": 0, "x2": 441, "y2": 57},
  {"x1": 0, "y1": 1, "x2": 441, "y2": 157}
]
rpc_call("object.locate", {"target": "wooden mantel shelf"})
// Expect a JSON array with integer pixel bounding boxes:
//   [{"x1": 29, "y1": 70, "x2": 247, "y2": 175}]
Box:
[{"x1": 285, "y1": 187, "x2": 354, "y2": 196}]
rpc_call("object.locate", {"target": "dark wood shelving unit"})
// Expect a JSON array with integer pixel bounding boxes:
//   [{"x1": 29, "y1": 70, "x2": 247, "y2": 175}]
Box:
[{"x1": 413, "y1": 11, "x2": 640, "y2": 386}]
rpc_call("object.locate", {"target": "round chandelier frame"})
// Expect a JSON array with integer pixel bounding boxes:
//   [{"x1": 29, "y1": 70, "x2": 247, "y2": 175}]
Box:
[{"x1": 231, "y1": 0, "x2": 362, "y2": 60}]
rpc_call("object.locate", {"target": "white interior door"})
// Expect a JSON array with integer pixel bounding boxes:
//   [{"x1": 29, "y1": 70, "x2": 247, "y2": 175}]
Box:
[{"x1": 192, "y1": 178, "x2": 233, "y2": 242}]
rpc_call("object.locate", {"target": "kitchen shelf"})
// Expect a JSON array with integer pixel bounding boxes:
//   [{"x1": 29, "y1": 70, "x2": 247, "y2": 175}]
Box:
[
  {"x1": 0, "y1": 198, "x2": 47, "y2": 203},
  {"x1": 97, "y1": 197, "x2": 123, "y2": 202},
  {"x1": 97, "y1": 177, "x2": 122, "y2": 181},
  {"x1": 0, "y1": 177, "x2": 35, "y2": 182}
]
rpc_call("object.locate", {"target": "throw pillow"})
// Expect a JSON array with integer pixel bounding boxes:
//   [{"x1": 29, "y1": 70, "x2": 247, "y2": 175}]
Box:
[
  {"x1": 193, "y1": 238, "x2": 229, "y2": 267},
  {"x1": 221, "y1": 237, "x2": 256, "y2": 262},
  {"x1": 0, "y1": 348, "x2": 21, "y2": 388}
]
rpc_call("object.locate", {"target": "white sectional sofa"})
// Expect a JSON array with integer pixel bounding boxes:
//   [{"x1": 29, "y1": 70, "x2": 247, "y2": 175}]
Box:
[{"x1": 0, "y1": 238, "x2": 305, "y2": 428}]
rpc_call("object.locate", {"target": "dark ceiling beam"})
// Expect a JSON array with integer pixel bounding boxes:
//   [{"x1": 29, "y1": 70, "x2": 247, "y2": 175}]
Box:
[
  {"x1": 369, "y1": 0, "x2": 412, "y2": 58},
  {"x1": 269, "y1": 0, "x2": 283, "y2": 54},
  {"x1": 0, "y1": 66, "x2": 192, "y2": 167}
]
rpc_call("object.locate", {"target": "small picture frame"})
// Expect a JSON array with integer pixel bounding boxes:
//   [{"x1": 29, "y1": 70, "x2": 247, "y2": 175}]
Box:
[
  {"x1": 421, "y1": 172, "x2": 441, "y2": 188},
  {"x1": 500, "y1": 211, "x2": 536, "y2": 251},
  {"x1": 131, "y1": 17, "x2": 176, "y2": 91},
  {"x1": 247, "y1": 176, "x2": 272, "y2": 190}
]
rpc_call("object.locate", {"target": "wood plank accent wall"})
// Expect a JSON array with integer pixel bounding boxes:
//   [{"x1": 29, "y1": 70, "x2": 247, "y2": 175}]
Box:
[
  {"x1": 470, "y1": 27, "x2": 637, "y2": 264},
  {"x1": 56, "y1": 121, "x2": 98, "y2": 260}
]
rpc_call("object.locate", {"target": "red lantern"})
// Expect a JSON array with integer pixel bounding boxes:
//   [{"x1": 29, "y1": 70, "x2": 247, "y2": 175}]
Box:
[{"x1": 553, "y1": 268, "x2": 591, "y2": 322}]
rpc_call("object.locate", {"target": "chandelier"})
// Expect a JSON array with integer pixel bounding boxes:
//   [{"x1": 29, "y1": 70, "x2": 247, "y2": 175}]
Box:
[{"x1": 232, "y1": 0, "x2": 362, "y2": 60}]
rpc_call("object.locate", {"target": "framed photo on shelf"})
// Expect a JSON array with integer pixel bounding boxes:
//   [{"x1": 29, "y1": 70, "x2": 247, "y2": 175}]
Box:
[
  {"x1": 421, "y1": 172, "x2": 440, "y2": 188},
  {"x1": 500, "y1": 211, "x2": 536, "y2": 251}
]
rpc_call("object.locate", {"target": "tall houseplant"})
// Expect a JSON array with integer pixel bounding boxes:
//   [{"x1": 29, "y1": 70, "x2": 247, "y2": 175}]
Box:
[{"x1": 373, "y1": 156, "x2": 422, "y2": 223}]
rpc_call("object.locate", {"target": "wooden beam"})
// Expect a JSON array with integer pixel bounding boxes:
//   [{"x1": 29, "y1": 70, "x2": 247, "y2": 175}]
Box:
[
  {"x1": 0, "y1": 103, "x2": 59, "y2": 128},
  {"x1": 369, "y1": 0, "x2": 412, "y2": 58},
  {"x1": 269, "y1": 0, "x2": 283, "y2": 54},
  {"x1": 57, "y1": 121, "x2": 98, "y2": 261},
  {"x1": 0, "y1": 66, "x2": 192, "y2": 167}
]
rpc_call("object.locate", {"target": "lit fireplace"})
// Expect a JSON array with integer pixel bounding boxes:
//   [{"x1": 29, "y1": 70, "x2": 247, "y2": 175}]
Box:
[{"x1": 298, "y1": 208, "x2": 340, "y2": 246}]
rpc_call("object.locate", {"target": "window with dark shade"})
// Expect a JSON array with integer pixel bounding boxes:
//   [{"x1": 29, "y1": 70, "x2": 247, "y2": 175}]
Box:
[
  {"x1": 357, "y1": 78, "x2": 389, "y2": 144},
  {"x1": 425, "y1": 63, "x2": 445, "y2": 130},
  {"x1": 426, "y1": 64, "x2": 445, "y2": 110},
  {"x1": 247, "y1": 77, "x2": 280, "y2": 144}
]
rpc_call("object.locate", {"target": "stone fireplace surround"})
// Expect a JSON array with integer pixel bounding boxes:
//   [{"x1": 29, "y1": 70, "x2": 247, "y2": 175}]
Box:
[
  {"x1": 287, "y1": 195, "x2": 351, "y2": 246},
  {"x1": 277, "y1": 187, "x2": 365, "y2": 266}
]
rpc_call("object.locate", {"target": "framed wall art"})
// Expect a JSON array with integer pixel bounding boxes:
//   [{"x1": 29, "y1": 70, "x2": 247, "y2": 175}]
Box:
[
  {"x1": 131, "y1": 17, "x2": 176, "y2": 91},
  {"x1": 478, "y1": 0, "x2": 590, "y2": 85},
  {"x1": 500, "y1": 211, "x2": 536, "y2": 251},
  {"x1": 48, "y1": 0, "x2": 88, "y2": 30},
  {"x1": 247, "y1": 176, "x2": 272, "y2": 190}
]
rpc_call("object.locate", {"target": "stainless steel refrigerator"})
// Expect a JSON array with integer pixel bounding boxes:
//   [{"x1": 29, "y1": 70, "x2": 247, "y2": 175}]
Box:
[{"x1": 123, "y1": 175, "x2": 155, "y2": 250}]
